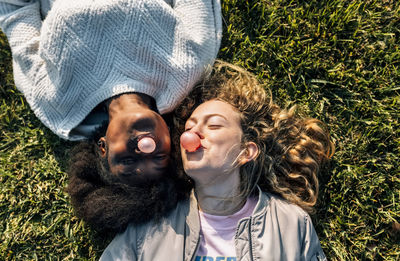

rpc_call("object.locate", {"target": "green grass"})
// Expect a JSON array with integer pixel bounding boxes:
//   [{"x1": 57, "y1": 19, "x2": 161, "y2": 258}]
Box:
[{"x1": 1, "y1": 0, "x2": 399, "y2": 260}]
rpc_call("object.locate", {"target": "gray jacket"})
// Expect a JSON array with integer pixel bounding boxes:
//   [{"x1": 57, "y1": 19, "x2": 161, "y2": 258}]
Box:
[{"x1": 100, "y1": 189, "x2": 327, "y2": 261}]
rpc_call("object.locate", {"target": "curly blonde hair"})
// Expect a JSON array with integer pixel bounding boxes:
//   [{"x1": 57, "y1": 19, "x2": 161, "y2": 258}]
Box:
[{"x1": 173, "y1": 61, "x2": 334, "y2": 213}]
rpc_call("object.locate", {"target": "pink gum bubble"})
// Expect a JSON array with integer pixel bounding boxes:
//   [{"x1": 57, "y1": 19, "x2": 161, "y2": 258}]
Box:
[
  {"x1": 137, "y1": 136, "x2": 156, "y2": 154},
  {"x1": 180, "y1": 131, "x2": 201, "y2": 152}
]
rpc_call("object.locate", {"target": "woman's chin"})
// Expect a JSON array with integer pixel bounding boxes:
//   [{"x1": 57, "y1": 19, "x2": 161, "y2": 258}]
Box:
[{"x1": 183, "y1": 165, "x2": 206, "y2": 177}]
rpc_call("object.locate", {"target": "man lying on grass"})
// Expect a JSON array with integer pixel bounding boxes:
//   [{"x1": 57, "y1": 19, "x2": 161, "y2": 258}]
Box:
[{"x1": 0, "y1": 0, "x2": 221, "y2": 232}]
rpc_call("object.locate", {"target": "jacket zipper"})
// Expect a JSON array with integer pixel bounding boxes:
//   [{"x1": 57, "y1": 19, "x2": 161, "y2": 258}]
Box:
[{"x1": 248, "y1": 218, "x2": 254, "y2": 260}]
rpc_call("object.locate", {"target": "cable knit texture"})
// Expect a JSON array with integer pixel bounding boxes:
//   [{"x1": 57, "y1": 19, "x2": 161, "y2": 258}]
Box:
[{"x1": 0, "y1": 0, "x2": 222, "y2": 140}]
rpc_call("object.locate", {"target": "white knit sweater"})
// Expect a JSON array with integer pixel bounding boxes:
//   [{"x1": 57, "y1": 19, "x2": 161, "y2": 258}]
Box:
[{"x1": 0, "y1": 0, "x2": 222, "y2": 140}]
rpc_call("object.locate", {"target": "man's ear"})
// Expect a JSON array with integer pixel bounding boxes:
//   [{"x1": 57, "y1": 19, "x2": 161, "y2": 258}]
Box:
[
  {"x1": 240, "y1": 141, "x2": 259, "y2": 165},
  {"x1": 98, "y1": 137, "x2": 107, "y2": 157}
]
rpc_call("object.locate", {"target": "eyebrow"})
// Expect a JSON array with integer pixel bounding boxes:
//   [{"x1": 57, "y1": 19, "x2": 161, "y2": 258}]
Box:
[{"x1": 187, "y1": 113, "x2": 228, "y2": 123}]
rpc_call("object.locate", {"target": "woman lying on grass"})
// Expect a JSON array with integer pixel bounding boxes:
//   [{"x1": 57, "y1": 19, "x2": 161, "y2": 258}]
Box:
[
  {"x1": 100, "y1": 61, "x2": 335, "y2": 260},
  {"x1": 0, "y1": 0, "x2": 221, "y2": 231}
]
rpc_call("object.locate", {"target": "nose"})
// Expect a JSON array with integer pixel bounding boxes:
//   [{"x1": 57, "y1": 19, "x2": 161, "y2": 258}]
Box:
[{"x1": 188, "y1": 124, "x2": 204, "y2": 139}]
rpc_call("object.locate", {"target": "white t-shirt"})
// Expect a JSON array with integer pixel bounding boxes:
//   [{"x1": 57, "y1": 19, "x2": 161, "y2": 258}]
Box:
[{"x1": 195, "y1": 197, "x2": 258, "y2": 261}]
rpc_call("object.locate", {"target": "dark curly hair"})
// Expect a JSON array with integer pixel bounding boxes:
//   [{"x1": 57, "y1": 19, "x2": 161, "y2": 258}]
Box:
[
  {"x1": 173, "y1": 61, "x2": 334, "y2": 213},
  {"x1": 66, "y1": 120, "x2": 191, "y2": 233}
]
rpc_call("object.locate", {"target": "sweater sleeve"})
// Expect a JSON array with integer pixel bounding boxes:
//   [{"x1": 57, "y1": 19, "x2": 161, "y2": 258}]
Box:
[
  {"x1": 150, "y1": 0, "x2": 222, "y2": 114},
  {"x1": 172, "y1": 0, "x2": 222, "y2": 65},
  {"x1": 0, "y1": 0, "x2": 43, "y2": 100}
]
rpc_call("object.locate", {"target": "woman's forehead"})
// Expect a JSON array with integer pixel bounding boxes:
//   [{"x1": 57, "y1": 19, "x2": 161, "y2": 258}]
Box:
[{"x1": 190, "y1": 100, "x2": 240, "y2": 119}]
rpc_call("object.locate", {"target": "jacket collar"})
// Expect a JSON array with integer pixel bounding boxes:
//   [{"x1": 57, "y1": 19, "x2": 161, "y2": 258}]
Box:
[
  {"x1": 187, "y1": 190, "x2": 200, "y2": 229},
  {"x1": 184, "y1": 190, "x2": 201, "y2": 260},
  {"x1": 251, "y1": 186, "x2": 271, "y2": 218}
]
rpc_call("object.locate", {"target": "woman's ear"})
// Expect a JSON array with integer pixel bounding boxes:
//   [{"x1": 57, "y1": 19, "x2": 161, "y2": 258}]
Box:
[
  {"x1": 98, "y1": 137, "x2": 107, "y2": 157},
  {"x1": 240, "y1": 142, "x2": 259, "y2": 165}
]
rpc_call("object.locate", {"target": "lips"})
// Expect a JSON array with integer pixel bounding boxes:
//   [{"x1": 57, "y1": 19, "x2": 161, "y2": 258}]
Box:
[{"x1": 185, "y1": 146, "x2": 203, "y2": 153}]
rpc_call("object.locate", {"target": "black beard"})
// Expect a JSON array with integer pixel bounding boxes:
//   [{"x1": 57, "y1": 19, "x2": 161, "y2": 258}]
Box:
[
  {"x1": 67, "y1": 174, "x2": 185, "y2": 233},
  {"x1": 66, "y1": 141, "x2": 191, "y2": 234}
]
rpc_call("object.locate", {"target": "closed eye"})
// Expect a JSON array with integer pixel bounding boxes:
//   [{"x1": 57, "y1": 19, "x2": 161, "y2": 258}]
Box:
[
  {"x1": 208, "y1": 125, "x2": 222, "y2": 129},
  {"x1": 154, "y1": 154, "x2": 168, "y2": 161}
]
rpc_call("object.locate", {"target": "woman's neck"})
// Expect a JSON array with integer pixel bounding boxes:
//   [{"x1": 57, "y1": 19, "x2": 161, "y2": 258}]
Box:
[
  {"x1": 194, "y1": 171, "x2": 245, "y2": 216},
  {"x1": 107, "y1": 93, "x2": 153, "y2": 118}
]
